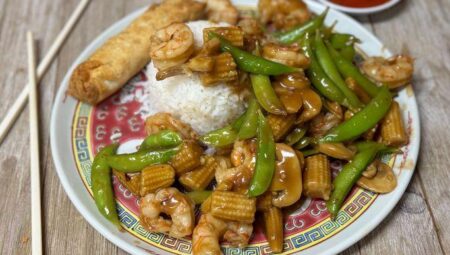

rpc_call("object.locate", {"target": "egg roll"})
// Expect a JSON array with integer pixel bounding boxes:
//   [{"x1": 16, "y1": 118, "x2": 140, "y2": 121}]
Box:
[{"x1": 68, "y1": 0, "x2": 205, "y2": 105}]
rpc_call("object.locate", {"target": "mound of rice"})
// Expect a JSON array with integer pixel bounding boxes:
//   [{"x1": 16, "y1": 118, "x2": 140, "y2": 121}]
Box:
[{"x1": 138, "y1": 21, "x2": 246, "y2": 134}]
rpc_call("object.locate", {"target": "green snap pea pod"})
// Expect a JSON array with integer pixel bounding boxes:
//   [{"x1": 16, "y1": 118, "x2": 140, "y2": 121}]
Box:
[
  {"x1": 314, "y1": 32, "x2": 363, "y2": 110},
  {"x1": 326, "y1": 143, "x2": 386, "y2": 219},
  {"x1": 275, "y1": 8, "x2": 329, "y2": 44},
  {"x1": 326, "y1": 42, "x2": 380, "y2": 97},
  {"x1": 285, "y1": 127, "x2": 307, "y2": 145},
  {"x1": 107, "y1": 147, "x2": 179, "y2": 173},
  {"x1": 301, "y1": 34, "x2": 348, "y2": 106},
  {"x1": 301, "y1": 148, "x2": 319, "y2": 157},
  {"x1": 200, "y1": 112, "x2": 247, "y2": 147},
  {"x1": 238, "y1": 98, "x2": 260, "y2": 139},
  {"x1": 211, "y1": 32, "x2": 298, "y2": 75},
  {"x1": 294, "y1": 136, "x2": 312, "y2": 150},
  {"x1": 138, "y1": 130, "x2": 182, "y2": 152},
  {"x1": 330, "y1": 33, "x2": 360, "y2": 49},
  {"x1": 187, "y1": 191, "x2": 212, "y2": 204},
  {"x1": 91, "y1": 144, "x2": 121, "y2": 229},
  {"x1": 249, "y1": 110, "x2": 276, "y2": 197},
  {"x1": 320, "y1": 86, "x2": 392, "y2": 143},
  {"x1": 338, "y1": 45, "x2": 356, "y2": 62},
  {"x1": 251, "y1": 74, "x2": 287, "y2": 115}
]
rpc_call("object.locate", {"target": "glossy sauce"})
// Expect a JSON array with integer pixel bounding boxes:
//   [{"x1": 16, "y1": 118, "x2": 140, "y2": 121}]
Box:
[{"x1": 330, "y1": 0, "x2": 390, "y2": 8}]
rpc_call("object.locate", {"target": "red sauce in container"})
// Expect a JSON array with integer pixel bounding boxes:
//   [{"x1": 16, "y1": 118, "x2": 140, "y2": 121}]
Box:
[{"x1": 330, "y1": 0, "x2": 390, "y2": 8}]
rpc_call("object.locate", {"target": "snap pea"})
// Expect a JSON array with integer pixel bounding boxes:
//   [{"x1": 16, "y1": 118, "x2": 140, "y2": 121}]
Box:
[
  {"x1": 275, "y1": 8, "x2": 329, "y2": 44},
  {"x1": 200, "y1": 112, "x2": 246, "y2": 147},
  {"x1": 301, "y1": 148, "x2": 319, "y2": 157},
  {"x1": 338, "y1": 45, "x2": 356, "y2": 62},
  {"x1": 314, "y1": 32, "x2": 363, "y2": 110},
  {"x1": 326, "y1": 42, "x2": 380, "y2": 97},
  {"x1": 301, "y1": 34, "x2": 348, "y2": 107},
  {"x1": 238, "y1": 98, "x2": 260, "y2": 139},
  {"x1": 294, "y1": 136, "x2": 312, "y2": 150},
  {"x1": 251, "y1": 74, "x2": 287, "y2": 115},
  {"x1": 91, "y1": 144, "x2": 121, "y2": 229},
  {"x1": 248, "y1": 110, "x2": 276, "y2": 197},
  {"x1": 138, "y1": 130, "x2": 182, "y2": 152},
  {"x1": 211, "y1": 32, "x2": 298, "y2": 75},
  {"x1": 330, "y1": 33, "x2": 360, "y2": 49},
  {"x1": 326, "y1": 142, "x2": 386, "y2": 219},
  {"x1": 285, "y1": 127, "x2": 307, "y2": 146},
  {"x1": 187, "y1": 191, "x2": 212, "y2": 204},
  {"x1": 320, "y1": 86, "x2": 392, "y2": 143},
  {"x1": 107, "y1": 147, "x2": 179, "y2": 172}
]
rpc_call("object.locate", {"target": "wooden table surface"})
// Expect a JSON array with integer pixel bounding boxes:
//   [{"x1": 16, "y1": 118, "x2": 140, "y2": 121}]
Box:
[{"x1": 0, "y1": 0, "x2": 449, "y2": 254}]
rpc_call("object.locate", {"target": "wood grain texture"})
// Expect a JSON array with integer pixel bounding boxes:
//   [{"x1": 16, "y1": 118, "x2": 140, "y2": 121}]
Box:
[{"x1": 0, "y1": 0, "x2": 449, "y2": 254}]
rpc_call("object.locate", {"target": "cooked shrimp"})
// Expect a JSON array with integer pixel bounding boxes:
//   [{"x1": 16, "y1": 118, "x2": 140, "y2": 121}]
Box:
[
  {"x1": 140, "y1": 187, "x2": 195, "y2": 238},
  {"x1": 223, "y1": 221, "x2": 253, "y2": 247},
  {"x1": 309, "y1": 112, "x2": 342, "y2": 137},
  {"x1": 262, "y1": 43, "x2": 309, "y2": 68},
  {"x1": 145, "y1": 112, "x2": 198, "y2": 139},
  {"x1": 237, "y1": 17, "x2": 263, "y2": 38},
  {"x1": 230, "y1": 139, "x2": 256, "y2": 169},
  {"x1": 258, "y1": 0, "x2": 311, "y2": 30},
  {"x1": 192, "y1": 214, "x2": 227, "y2": 255},
  {"x1": 150, "y1": 23, "x2": 194, "y2": 70},
  {"x1": 206, "y1": 0, "x2": 239, "y2": 25},
  {"x1": 360, "y1": 55, "x2": 414, "y2": 89}
]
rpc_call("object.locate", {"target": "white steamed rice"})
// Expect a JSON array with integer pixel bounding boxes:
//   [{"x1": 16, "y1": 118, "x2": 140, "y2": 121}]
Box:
[{"x1": 137, "y1": 20, "x2": 246, "y2": 135}]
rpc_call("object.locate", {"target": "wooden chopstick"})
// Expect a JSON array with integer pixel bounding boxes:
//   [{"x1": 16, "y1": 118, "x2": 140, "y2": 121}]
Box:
[
  {"x1": 0, "y1": 0, "x2": 90, "y2": 145},
  {"x1": 27, "y1": 31, "x2": 42, "y2": 255}
]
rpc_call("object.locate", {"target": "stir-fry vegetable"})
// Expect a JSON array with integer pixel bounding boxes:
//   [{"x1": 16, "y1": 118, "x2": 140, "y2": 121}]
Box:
[
  {"x1": 314, "y1": 32, "x2": 364, "y2": 110},
  {"x1": 285, "y1": 127, "x2": 307, "y2": 145},
  {"x1": 320, "y1": 86, "x2": 392, "y2": 143},
  {"x1": 301, "y1": 34, "x2": 347, "y2": 106},
  {"x1": 186, "y1": 191, "x2": 212, "y2": 204},
  {"x1": 327, "y1": 142, "x2": 386, "y2": 219},
  {"x1": 91, "y1": 144, "x2": 121, "y2": 229},
  {"x1": 211, "y1": 32, "x2": 298, "y2": 75},
  {"x1": 139, "y1": 130, "x2": 182, "y2": 151},
  {"x1": 274, "y1": 8, "x2": 328, "y2": 44},
  {"x1": 200, "y1": 112, "x2": 246, "y2": 147},
  {"x1": 251, "y1": 74, "x2": 287, "y2": 115},
  {"x1": 107, "y1": 147, "x2": 179, "y2": 172},
  {"x1": 238, "y1": 98, "x2": 260, "y2": 139},
  {"x1": 249, "y1": 110, "x2": 276, "y2": 197},
  {"x1": 330, "y1": 33, "x2": 360, "y2": 49},
  {"x1": 326, "y1": 42, "x2": 380, "y2": 97}
]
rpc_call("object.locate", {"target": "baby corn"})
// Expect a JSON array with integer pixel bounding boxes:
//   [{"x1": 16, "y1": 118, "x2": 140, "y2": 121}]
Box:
[
  {"x1": 380, "y1": 101, "x2": 408, "y2": 146},
  {"x1": 267, "y1": 114, "x2": 296, "y2": 141},
  {"x1": 210, "y1": 191, "x2": 256, "y2": 223},
  {"x1": 140, "y1": 164, "x2": 175, "y2": 196},
  {"x1": 256, "y1": 192, "x2": 273, "y2": 212},
  {"x1": 303, "y1": 154, "x2": 331, "y2": 200},
  {"x1": 179, "y1": 156, "x2": 217, "y2": 190},
  {"x1": 263, "y1": 207, "x2": 284, "y2": 253},
  {"x1": 113, "y1": 170, "x2": 141, "y2": 196},
  {"x1": 200, "y1": 53, "x2": 238, "y2": 85},
  {"x1": 203, "y1": 26, "x2": 244, "y2": 47},
  {"x1": 169, "y1": 140, "x2": 203, "y2": 175}
]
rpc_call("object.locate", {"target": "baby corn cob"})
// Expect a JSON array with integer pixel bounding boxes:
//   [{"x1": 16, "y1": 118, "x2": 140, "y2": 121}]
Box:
[
  {"x1": 210, "y1": 191, "x2": 256, "y2": 223},
  {"x1": 186, "y1": 55, "x2": 215, "y2": 72},
  {"x1": 113, "y1": 170, "x2": 141, "y2": 196},
  {"x1": 256, "y1": 192, "x2": 273, "y2": 212},
  {"x1": 139, "y1": 164, "x2": 175, "y2": 196},
  {"x1": 179, "y1": 156, "x2": 218, "y2": 190},
  {"x1": 303, "y1": 154, "x2": 331, "y2": 200},
  {"x1": 267, "y1": 114, "x2": 296, "y2": 141},
  {"x1": 263, "y1": 207, "x2": 284, "y2": 253},
  {"x1": 380, "y1": 101, "x2": 408, "y2": 146},
  {"x1": 203, "y1": 26, "x2": 244, "y2": 47},
  {"x1": 169, "y1": 140, "x2": 203, "y2": 175},
  {"x1": 200, "y1": 195, "x2": 213, "y2": 213},
  {"x1": 200, "y1": 53, "x2": 238, "y2": 85}
]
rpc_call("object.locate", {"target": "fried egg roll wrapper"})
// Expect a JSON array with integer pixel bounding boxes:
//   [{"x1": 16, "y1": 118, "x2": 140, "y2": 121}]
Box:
[{"x1": 68, "y1": 0, "x2": 205, "y2": 104}]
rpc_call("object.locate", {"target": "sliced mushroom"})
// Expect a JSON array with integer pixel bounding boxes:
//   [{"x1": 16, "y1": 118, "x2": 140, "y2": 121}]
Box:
[
  {"x1": 316, "y1": 143, "x2": 355, "y2": 160},
  {"x1": 357, "y1": 162, "x2": 397, "y2": 193},
  {"x1": 270, "y1": 144, "x2": 302, "y2": 207},
  {"x1": 361, "y1": 160, "x2": 379, "y2": 179}
]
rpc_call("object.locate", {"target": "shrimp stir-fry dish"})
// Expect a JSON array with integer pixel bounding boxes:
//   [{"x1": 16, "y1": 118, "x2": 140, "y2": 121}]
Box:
[{"x1": 75, "y1": 0, "x2": 415, "y2": 253}]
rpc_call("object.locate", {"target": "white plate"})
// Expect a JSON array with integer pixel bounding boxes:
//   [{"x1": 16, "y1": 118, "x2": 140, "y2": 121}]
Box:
[
  {"x1": 317, "y1": 0, "x2": 401, "y2": 15},
  {"x1": 50, "y1": 1, "x2": 420, "y2": 254}
]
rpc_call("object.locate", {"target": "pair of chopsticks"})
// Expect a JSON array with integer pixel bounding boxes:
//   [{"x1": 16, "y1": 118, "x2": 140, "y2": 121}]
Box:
[{"x1": 18, "y1": 1, "x2": 91, "y2": 254}]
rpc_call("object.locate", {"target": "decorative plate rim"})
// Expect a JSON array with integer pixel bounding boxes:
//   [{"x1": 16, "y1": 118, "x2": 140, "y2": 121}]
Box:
[{"x1": 50, "y1": 1, "x2": 420, "y2": 254}]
